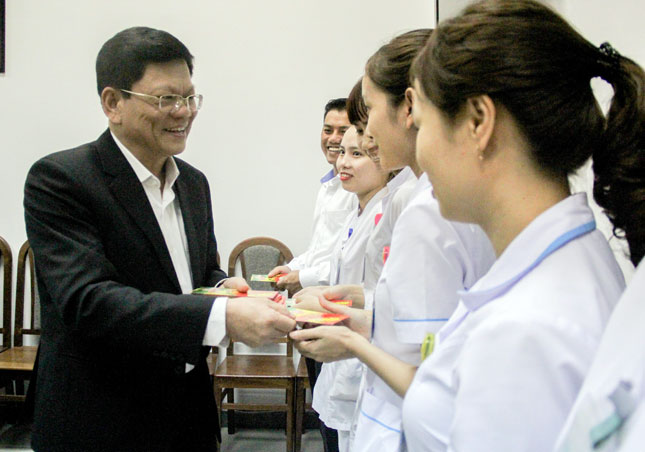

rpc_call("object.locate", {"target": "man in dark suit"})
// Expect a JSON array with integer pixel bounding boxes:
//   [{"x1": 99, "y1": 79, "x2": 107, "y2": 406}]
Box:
[{"x1": 23, "y1": 27, "x2": 296, "y2": 452}]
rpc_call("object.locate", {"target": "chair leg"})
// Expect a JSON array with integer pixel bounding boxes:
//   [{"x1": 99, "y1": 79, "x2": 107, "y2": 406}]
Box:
[
  {"x1": 286, "y1": 382, "x2": 294, "y2": 452},
  {"x1": 285, "y1": 390, "x2": 289, "y2": 436},
  {"x1": 227, "y1": 388, "x2": 236, "y2": 435},
  {"x1": 294, "y1": 379, "x2": 304, "y2": 452}
]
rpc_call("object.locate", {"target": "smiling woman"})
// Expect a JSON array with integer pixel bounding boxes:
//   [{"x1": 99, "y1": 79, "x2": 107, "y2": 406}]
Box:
[{"x1": 336, "y1": 126, "x2": 388, "y2": 212}]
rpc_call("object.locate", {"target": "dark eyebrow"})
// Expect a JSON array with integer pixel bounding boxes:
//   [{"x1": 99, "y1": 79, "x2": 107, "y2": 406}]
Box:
[{"x1": 151, "y1": 85, "x2": 196, "y2": 97}]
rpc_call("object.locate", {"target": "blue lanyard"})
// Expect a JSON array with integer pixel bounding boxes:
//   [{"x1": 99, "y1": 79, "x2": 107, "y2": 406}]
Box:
[
  {"x1": 437, "y1": 219, "x2": 596, "y2": 343},
  {"x1": 467, "y1": 220, "x2": 597, "y2": 303}
]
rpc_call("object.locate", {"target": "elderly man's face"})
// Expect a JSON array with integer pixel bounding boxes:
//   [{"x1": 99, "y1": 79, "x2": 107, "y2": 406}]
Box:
[{"x1": 116, "y1": 59, "x2": 197, "y2": 165}]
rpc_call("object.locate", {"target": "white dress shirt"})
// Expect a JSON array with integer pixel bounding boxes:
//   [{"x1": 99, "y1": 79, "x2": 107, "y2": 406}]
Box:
[
  {"x1": 352, "y1": 174, "x2": 495, "y2": 452},
  {"x1": 313, "y1": 187, "x2": 387, "y2": 436},
  {"x1": 401, "y1": 193, "x2": 625, "y2": 452},
  {"x1": 288, "y1": 169, "x2": 357, "y2": 287},
  {"x1": 112, "y1": 133, "x2": 227, "y2": 360},
  {"x1": 555, "y1": 259, "x2": 645, "y2": 452}
]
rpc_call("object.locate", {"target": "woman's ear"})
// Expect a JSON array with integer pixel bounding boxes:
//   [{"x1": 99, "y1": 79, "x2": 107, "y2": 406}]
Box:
[
  {"x1": 465, "y1": 95, "x2": 496, "y2": 156},
  {"x1": 101, "y1": 87, "x2": 123, "y2": 124},
  {"x1": 403, "y1": 87, "x2": 415, "y2": 129}
]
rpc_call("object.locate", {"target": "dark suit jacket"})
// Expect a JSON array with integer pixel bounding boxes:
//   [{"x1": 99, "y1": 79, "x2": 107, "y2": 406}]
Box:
[{"x1": 24, "y1": 129, "x2": 227, "y2": 451}]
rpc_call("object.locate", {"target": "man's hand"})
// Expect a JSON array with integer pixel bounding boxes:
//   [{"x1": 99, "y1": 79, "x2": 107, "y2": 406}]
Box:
[
  {"x1": 222, "y1": 277, "x2": 250, "y2": 292},
  {"x1": 268, "y1": 265, "x2": 291, "y2": 278},
  {"x1": 226, "y1": 298, "x2": 296, "y2": 347},
  {"x1": 275, "y1": 271, "x2": 302, "y2": 296}
]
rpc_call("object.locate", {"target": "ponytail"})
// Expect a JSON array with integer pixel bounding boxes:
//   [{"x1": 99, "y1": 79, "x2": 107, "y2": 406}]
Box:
[{"x1": 593, "y1": 45, "x2": 645, "y2": 265}]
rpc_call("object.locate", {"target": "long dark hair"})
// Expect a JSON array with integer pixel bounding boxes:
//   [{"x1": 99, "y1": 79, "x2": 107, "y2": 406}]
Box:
[
  {"x1": 347, "y1": 78, "x2": 368, "y2": 126},
  {"x1": 412, "y1": 0, "x2": 645, "y2": 265}
]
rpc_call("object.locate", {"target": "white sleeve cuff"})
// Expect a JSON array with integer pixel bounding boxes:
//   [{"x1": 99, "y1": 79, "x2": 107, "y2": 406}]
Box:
[
  {"x1": 288, "y1": 256, "x2": 304, "y2": 271},
  {"x1": 202, "y1": 297, "x2": 230, "y2": 348},
  {"x1": 298, "y1": 265, "x2": 326, "y2": 288}
]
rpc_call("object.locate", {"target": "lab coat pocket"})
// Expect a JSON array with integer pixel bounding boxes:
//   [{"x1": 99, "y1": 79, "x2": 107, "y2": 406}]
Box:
[
  {"x1": 328, "y1": 358, "x2": 363, "y2": 402},
  {"x1": 354, "y1": 390, "x2": 404, "y2": 452}
]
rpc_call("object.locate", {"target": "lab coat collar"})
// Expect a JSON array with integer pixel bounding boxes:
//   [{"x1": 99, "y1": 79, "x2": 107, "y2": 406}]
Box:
[
  {"x1": 410, "y1": 172, "x2": 432, "y2": 199},
  {"x1": 381, "y1": 167, "x2": 417, "y2": 212},
  {"x1": 459, "y1": 193, "x2": 596, "y2": 312},
  {"x1": 387, "y1": 166, "x2": 415, "y2": 193}
]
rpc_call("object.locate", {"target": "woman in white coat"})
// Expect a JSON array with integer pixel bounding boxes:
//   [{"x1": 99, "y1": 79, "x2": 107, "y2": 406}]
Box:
[
  {"x1": 291, "y1": 29, "x2": 495, "y2": 452},
  {"x1": 313, "y1": 124, "x2": 389, "y2": 452},
  {"x1": 555, "y1": 261, "x2": 645, "y2": 452},
  {"x1": 553, "y1": 29, "x2": 645, "y2": 452},
  {"x1": 398, "y1": 0, "x2": 640, "y2": 450}
]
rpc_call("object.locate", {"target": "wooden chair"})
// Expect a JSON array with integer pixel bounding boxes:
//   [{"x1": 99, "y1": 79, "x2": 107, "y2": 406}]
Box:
[
  {"x1": 0, "y1": 236, "x2": 12, "y2": 354},
  {"x1": 213, "y1": 236, "x2": 296, "y2": 451},
  {"x1": 227, "y1": 236, "x2": 294, "y2": 290},
  {"x1": 0, "y1": 241, "x2": 39, "y2": 404},
  {"x1": 294, "y1": 355, "x2": 314, "y2": 452}
]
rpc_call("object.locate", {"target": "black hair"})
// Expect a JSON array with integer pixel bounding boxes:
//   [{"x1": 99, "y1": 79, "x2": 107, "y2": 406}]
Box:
[
  {"x1": 366, "y1": 29, "x2": 432, "y2": 108},
  {"x1": 96, "y1": 26, "x2": 193, "y2": 96},
  {"x1": 323, "y1": 98, "x2": 348, "y2": 121},
  {"x1": 347, "y1": 78, "x2": 368, "y2": 126}
]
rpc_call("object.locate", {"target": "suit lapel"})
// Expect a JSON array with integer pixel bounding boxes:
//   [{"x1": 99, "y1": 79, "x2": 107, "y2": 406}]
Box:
[
  {"x1": 174, "y1": 172, "x2": 202, "y2": 287},
  {"x1": 96, "y1": 130, "x2": 182, "y2": 293}
]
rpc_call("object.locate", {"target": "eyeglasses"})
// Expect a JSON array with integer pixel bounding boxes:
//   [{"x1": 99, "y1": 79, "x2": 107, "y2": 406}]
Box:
[{"x1": 120, "y1": 89, "x2": 203, "y2": 113}]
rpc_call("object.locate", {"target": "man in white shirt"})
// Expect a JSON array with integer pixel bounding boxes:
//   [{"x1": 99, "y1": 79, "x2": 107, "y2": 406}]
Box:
[
  {"x1": 268, "y1": 98, "x2": 354, "y2": 452},
  {"x1": 270, "y1": 99, "x2": 355, "y2": 294},
  {"x1": 23, "y1": 26, "x2": 295, "y2": 452}
]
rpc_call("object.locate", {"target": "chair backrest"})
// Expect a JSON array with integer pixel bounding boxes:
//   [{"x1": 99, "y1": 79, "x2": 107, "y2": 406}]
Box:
[
  {"x1": 0, "y1": 236, "x2": 12, "y2": 349},
  {"x1": 228, "y1": 237, "x2": 294, "y2": 291},
  {"x1": 226, "y1": 336, "x2": 293, "y2": 358},
  {"x1": 15, "y1": 241, "x2": 41, "y2": 347},
  {"x1": 226, "y1": 237, "x2": 294, "y2": 356}
]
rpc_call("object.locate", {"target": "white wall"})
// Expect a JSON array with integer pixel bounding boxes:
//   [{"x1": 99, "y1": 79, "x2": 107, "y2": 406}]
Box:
[
  {"x1": 0, "y1": 0, "x2": 435, "y2": 267},
  {"x1": 1, "y1": 0, "x2": 643, "y2": 279}
]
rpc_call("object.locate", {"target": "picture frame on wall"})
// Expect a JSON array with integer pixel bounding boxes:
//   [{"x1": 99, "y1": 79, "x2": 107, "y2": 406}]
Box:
[{"x1": 1, "y1": 0, "x2": 5, "y2": 73}]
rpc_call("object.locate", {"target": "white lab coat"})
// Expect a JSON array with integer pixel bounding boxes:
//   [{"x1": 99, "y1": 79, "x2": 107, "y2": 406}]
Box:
[
  {"x1": 314, "y1": 187, "x2": 387, "y2": 437},
  {"x1": 352, "y1": 174, "x2": 495, "y2": 452},
  {"x1": 401, "y1": 193, "x2": 625, "y2": 452},
  {"x1": 363, "y1": 167, "x2": 417, "y2": 305},
  {"x1": 555, "y1": 259, "x2": 644, "y2": 452},
  {"x1": 288, "y1": 169, "x2": 357, "y2": 287}
]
